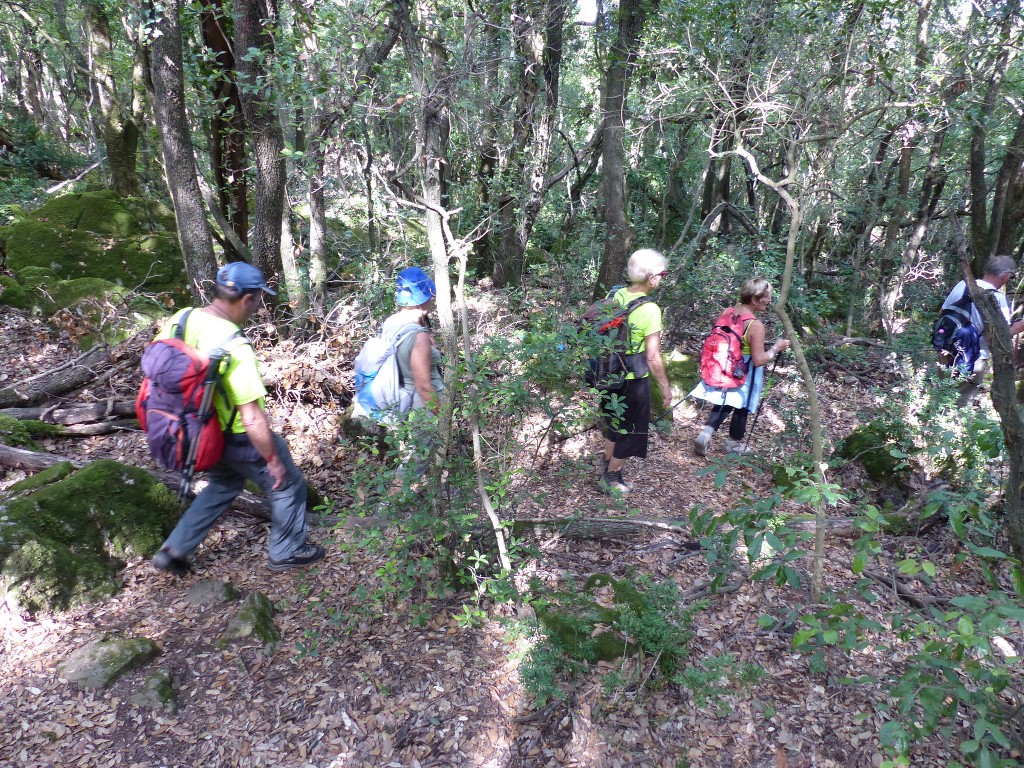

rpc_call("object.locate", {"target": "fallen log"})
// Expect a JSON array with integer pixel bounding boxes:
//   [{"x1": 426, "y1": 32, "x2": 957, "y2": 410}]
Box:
[
  {"x1": 0, "y1": 399, "x2": 136, "y2": 425},
  {"x1": 0, "y1": 442, "x2": 336, "y2": 527},
  {"x1": 511, "y1": 516, "x2": 695, "y2": 542},
  {"x1": 0, "y1": 345, "x2": 113, "y2": 408},
  {"x1": 48, "y1": 418, "x2": 138, "y2": 436}
]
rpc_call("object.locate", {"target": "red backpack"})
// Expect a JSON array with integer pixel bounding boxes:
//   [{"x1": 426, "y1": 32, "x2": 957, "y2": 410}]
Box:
[
  {"x1": 699, "y1": 308, "x2": 755, "y2": 389},
  {"x1": 135, "y1": 309, "x2": 247, "y2": 498}
]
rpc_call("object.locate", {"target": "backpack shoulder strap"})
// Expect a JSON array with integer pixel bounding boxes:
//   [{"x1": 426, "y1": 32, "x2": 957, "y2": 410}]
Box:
[
  {"x1": 386, "y1": 322, "x2": 424, "y2": 349},
  {"x1": 623, "y1": 295, "x2": 652, "y2": 315},
  {"x1": 172, "y1": 308, "x2": 194, "y2": 341}
]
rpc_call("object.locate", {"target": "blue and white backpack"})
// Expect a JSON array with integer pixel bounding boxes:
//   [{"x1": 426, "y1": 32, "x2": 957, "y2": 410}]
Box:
[{"x1": 351, "y1": 323, "x2": 422, "y2": 424}]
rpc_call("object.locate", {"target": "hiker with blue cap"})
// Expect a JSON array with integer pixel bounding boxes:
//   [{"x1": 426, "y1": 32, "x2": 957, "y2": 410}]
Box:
[
  {"x1": 352, "y1": 267, "x2": 444, "y2": 489},
  {"x1": 387, "y1": 267, "x2": 443, "y2": 416},
  {"x1": 150, "y1": 261, "x2": 325, "y2": 576}
]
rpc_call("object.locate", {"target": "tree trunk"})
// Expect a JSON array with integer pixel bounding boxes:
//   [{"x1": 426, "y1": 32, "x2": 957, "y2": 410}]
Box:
[
  {"x1": 595, "y1": 0, "x2": 659, "y2": 294},
  {"x1": 200, "y1": 0, "x2": 248, "y2": 258},
  {"x1": 492, "y1": 0, "x2": 565, "y2": 289},
  {"x1": 234, "y1": 0, "x2": 286, "y2": 288},
  {"x1": 83, "y1": 0, "x2": 140, "y2": 197},
  {"x1": 990, "y1": 111, "x2": 1024, "y2": 258},
  {"x1": 956, "y1": 229, "x2": 1024, "y2": 560},
  {"x1": 472, "y1": 14, "x2": 502, "y2": 279},
  {"x1": 969, "y1": 0, "x2": 1021, "y2": 271},
  {"x1": 146, "y1": 0, "x2": 218, "y2": 301},
  {"x1": 392, "y1": 0, "x2": 458, "y2": 493}
]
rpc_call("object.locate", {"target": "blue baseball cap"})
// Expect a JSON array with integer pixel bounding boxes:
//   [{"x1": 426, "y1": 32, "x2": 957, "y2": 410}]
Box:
[
  {"x1": 216, "y1": 262, "x2": 277, "y2": 295},
  {"x1": 396, "y1": 267, "x2": 436, "y2": 306}
]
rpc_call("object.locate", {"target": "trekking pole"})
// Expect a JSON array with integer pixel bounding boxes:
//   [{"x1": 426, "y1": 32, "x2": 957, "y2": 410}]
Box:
[
  {"x1": 742, "y1": 350, "x2": 783, "y2": 451},
  {"x1": 651, "y1": 397, "x2": 691, "y2": 424},
  {"x1": 177, "y1": 350, "x2": 227, "y2": 502}
]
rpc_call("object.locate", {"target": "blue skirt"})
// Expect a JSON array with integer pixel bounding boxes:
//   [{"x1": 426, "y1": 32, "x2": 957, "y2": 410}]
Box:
[{"x1": 689, "y1": 356, "x2": 765, "y2": 412}]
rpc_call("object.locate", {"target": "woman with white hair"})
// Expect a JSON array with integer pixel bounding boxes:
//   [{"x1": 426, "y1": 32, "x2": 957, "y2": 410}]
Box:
[
  {"x1": 597, "y1": 248, "x2": 673, "y2": 495},
  {"x1": 691, "y1": 277, "x2": 789, "y2": 456}
]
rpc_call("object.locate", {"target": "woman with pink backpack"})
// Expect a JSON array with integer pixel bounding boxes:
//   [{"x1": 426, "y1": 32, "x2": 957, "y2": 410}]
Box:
[{"x1": 690, "y1": 277, "x2": 789, "y2": 456}]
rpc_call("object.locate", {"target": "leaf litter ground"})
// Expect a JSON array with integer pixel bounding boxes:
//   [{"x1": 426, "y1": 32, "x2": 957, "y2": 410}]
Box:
[{"x1": 0, "y1": 304, "x2": 1017, "y2": 768}]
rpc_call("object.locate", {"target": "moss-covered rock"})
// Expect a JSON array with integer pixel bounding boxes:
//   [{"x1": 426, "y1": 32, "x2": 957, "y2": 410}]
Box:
[
  {"x1": 186, "y1": 579, "x2": 241, "y2": 607},
  {"x1": 665, "y1": 349, "x2": 699, "y2": 398},
  {"x1": 1, "y1": 190, "x2": 184, "y2": 293},
  {"x1": 129, "y1": 668, "x2": 177, "y2": 712},
  {"x1": 217, "y1": 592, "x2": 280, "y2": 654},
  {"x1": 834, "y1": 418, "x2": 915, "y2": 485},
  {"x1": 0, "y1": 276, "x2": 31, "y2": 310},
  {"x1": 16, "y1": 265, "x2": 58, "y2": 290},
  {"x1": 41, "y1": 277, "x2": 165, "y2": 347},
  {"x1": 59, "y1": 634, "x2": 161, "y2": 690},
  {"x1": 0, "y1": 459, "x2": 182, "y2": 614}
]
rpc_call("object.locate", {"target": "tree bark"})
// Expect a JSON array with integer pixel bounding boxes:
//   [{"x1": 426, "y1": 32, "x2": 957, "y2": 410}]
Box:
[
  {"x1": 200, "y1": 0, "x2": 248, "y2": 258},
  {"x1": 968, "y1": 0, "x2": 1021, "y2": 271},
  {"x1": 83, "y1": 0, "x2": 140, "y2": 197},
  {"x1": 234, "y1": 0, "x2": 286, "y2": 288},
  {"x1": 490, "y1": 0, "x2": 565, "y2": 288},
  {"x1": 146, "y1": 0, "x2": 218, "y2": 301}
]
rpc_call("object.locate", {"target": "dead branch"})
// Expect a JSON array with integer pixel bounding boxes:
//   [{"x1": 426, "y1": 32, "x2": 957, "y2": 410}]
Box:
[
  {"x1": 863, "y1": 567, "x2": 947, "y2": 609},
  {"x1": 829, "y1": 337, "x2": 882, "y2": 348},
  {"x1": 511, "y1": 516, "x2": 695, "y2": 542},
  {"x1": 45, "y1": 419, "x2": 138, "y2": 436}
]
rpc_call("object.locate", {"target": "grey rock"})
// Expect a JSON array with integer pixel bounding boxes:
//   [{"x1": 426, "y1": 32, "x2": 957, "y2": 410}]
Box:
[
  {"x1": 185, "y1": 580, "x2": 241, "y2": 607},
  {"x1": 59, "y1": 634, "x2": 160, "y2": 690},
  {"x1": 216, "y1": 592, "x2": 280, "y2": 654},
  {"x1": 129, "y1": 668, "x2": 177, "y2": 712}
]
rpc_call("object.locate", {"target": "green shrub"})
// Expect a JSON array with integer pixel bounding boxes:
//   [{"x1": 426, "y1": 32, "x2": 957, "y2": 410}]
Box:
[{"x1": 521, "y1": 572, "x2": 707, "y2": 705}]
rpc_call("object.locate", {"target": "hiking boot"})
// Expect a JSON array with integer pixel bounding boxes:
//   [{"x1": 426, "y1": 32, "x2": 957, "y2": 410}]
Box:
[
  {"x1": 598, "y1": 471, "x2": 634, "y2": 496},
  {"x1": 596, "y1": 457, "x2": 609, "y2": 477},
  {"x1": 723, "y1": 438, "x2": 753, "y2": 455},
  {"x1": 152, "y1": 547, "x2": 191, "y2": 577},
  {"x1": 267, "y1": 543, "x2": 326, "y2": 572},
  {"x1": 694, "y1": 427, "x2": 714, "y2": 457}
]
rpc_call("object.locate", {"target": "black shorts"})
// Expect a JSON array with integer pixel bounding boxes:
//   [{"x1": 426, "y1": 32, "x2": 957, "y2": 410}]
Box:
[{"x1": 601, "y1": 377, "x2": 651, "y2": 460}]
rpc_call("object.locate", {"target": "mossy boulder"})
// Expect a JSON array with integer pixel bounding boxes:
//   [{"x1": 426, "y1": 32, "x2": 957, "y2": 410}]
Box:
[
  {"x1": 1, "y1": 190, "x2": 184, "y2": 294},
  {"x1": 59, "y1": 634, "x2": 161, "y2": 690},
  {"x1": 217, "y1": 592, "x2": 280, "y2": 654},
  {"x1": 0, "y1": 459, "x2": 182, "y2": 615},
  {"x1": 835, "y1": 418, "x2": 915, "y2": 485},
  {"x1": 0, "y1": 276, "x2": 31, "y2": 310},
  {"x1": 665, "y1": 349, "x2": 699, "y2": 397},
  {"x1": 39, "y1": 277, "x2": 164, "y2": 347}
]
